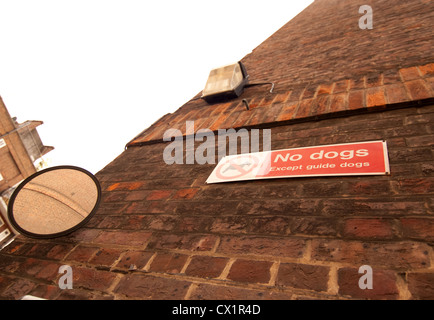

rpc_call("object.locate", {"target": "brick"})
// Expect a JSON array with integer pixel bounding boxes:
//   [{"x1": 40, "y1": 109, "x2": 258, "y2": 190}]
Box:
[
  {"x1": 227, "y1": 259, "x2": 273, "y2": 284},
  {"x1": 66, "y1": 246, "x2": 99, "y2": 263},
  {"x1": 388, "y1": 147, "x2": 433, "y2": 164},
  {"x1": 146, "y1": 189, "x2": 173, "y2": 200},
  {"x1": 216, "y1": 110, "x2": 240, "y2": 129},
  {"x1": 405, "y1": 135, "x2": 434, "y2": 147},
  {"x1": 366, "y1": 74, "x2": 384, "y2": 88},
  {"x1": 261, "y1": 103, "x2": 285, "y2": 123},
  {"x1": 418, "y1": 63, "x2": 434, "y2": 77},
  {"x1": 68, "y1": 228, "x2": 101, "y2": 243},
  {"x1": 343, "y1": 218, "x2": 395, "y2": 239},
  {"x1": 196, "y1": 114, "x2": 220, "y2": 132},
  {"x1": 383, "y1": 69, "x2": 402, "y2": 85},
  {"x1": 404, "y1": 79, "x2": 432, "y2": 100},
  {"x1": 148, "y1": 215, "x2": 177, "y2": 231},
  {"x1": 349, "y1": 77, "x2": 365, "y2": 90},
  {"x1": 124, "y1": 190, "x2": 151, "y2": 201},
  {"x1": 30, "y1": 261, "x2": 61, "y2": 282},
  {"x1": 366, "y1": 87, "x2": 387, "y2": 108},
  {"x1": 16, "y1": 258, "x2": 60, "y2": 282},
  {"x1": 71, "y1": 266, "x2": 117, "y2": 291},
  {"x1": 302, "y1": 85, "x2": 317, "y2": 99},
  {"x1": 345, "y1": 180, "x2": 392, "y2": 196},
  {"x1": 231, "y1": 109, "x2": 254, "y2": 128},
  {"x1": 311, "y1": 239, "x2": 430, "y2": 270},
  {"x1": 333, "y1": 80, "x2": 350, "y2": 93},
  {"x1": 210, "y1": 216, "x2": 249, "y2": 234},
  {"x1": 106, "y1": 182, "x2": 144, "y2": 191},
  {"x1": 425, "y1": 77, "x2": 434, "y2": 93},
  {"x1": 189, "y1": 283, "x2": 293, "y2": 300},
  {"x1": 89, "y1": 248, "x2": 124, "y2": 268},
  {"x1": 294, "y1": 98, "x2": 314, "y2": 118},
  {"x1": 401, "y1": 218, "x2": 434, "y2": 241},
  {"x1": 289, "y1": 217, "x2": 338, "y2": 236},
  {"x1": 272, "y1": 92, "x2": 291, "y2": 104},
  {"x1": 407, "y1": 273, "x2": 434, "y2": 299},
  {"x1": 210, "y1": 102, "x2": 233, "y2": 116},
  {"x1": 115, "y1": 250, "x2": 154, "y2": 270},
  {"x1": 57, "y1": 288, "x2": 114, "y2": 300},
  {"x1": 208, "y1": 112, "x2": 233, "y2": 131},
  {"x1": 404, "y1": 113, "x2": 434, "y2": 125},
  {"x1": 237, "y1": 199, "x2": 320, "y2": 216},
  {"x1": 0, "y1": 276, "x2": 13, "y2": 294},
  {"x1": 185, "y1": 255, "x2": 229, "y2": 278},
  {"x1": 172, "y1": 188, "x2": 199, "y2": 200},
  {"x1": 276, "y1": 103, "x2": 297, "y2": 121},
  {"x1": 348, "y1": 90, "x2": 365, "y2": 110},
  {"x1": 94, "y1": 230, "x2": 152, "y2": 247},
  {"x1": 2, "y1": 278, "x2": 36, "y2": 300},
  {"x1": 317, "y1": 83, "x2": 334, "y2": 95},
  {"x1": 24, "y1": 243, "x2": 61, "y2": 259},
  {"x1": 147, "y1": 233, "x2": 218, "y2": 252},
  {"x1": 119, "y1": 215, "x2": 151, "y2": 230},
  {"x1": 0, "y1": 240, "x2": 30, "y2": 256},
  {"x1": 244, "y1": 106, "x2": 268, "y2": 126},
  {"x1": 258, "y1": 93, "x2": 276, "y2": 108},
  {"x1": 311, "y1": 94, "x2": 330, "y2": 116},
  {"x1": 102, "y1": 191, "x2": 129, "y2": 202},
  {"x1": 301, "y1": 181, "x2": 344, "y2": 197},
  {"x1": 97, "y1": 202, "x2": 129, "y2": 215},
  {"x1": 125, "y1": 200, "x2": 175, "y2": 215},
  {"x1": 114, "y1": 274, "x2": 191, "y2": 299},
  {"x1": 176, "y1": 216, "x2": 212, "y2": 233},
  {"x1": 385, "y1": 83, "x2": 410, "y2": 104},
  {"x1": 393, "y1": 178, "x2": 434, "y2": 194},
  {"x1": 217, "y1": 236, "x2": 306, "y2": 258},
  {"x1": 260, "y1": 184, "x2": 299, "y2": 198},
  {"x1": 175, "y1": 200, "x2": 234, "y2": 216},
  {"x1": 248, "y1": 217, "x2": 290, "y2": 235},
  {"x1": 338, "y1": 267, "x2": 399, "y2": 299},
  {"x1": 399, "y1": 67, "x2": 421, "y2": 81},
  {"x1": 321, "y1": 199, "x2": 391, "y2": 216},
  {"x1": 28, "y1": 284, "x2": 62, "y2": 300},
  {"x1": 276, "y1": 263, "x2": 329, "y2": 292},
  {"x1": 421, "y1": 163, "x2": 434, "y2": 176},
  {"x1": 287, "y1": 87, "x2": 305, "y2": 102},
  {"x1": 149, "y1": 252, "x2": 188, "y2": 274}
]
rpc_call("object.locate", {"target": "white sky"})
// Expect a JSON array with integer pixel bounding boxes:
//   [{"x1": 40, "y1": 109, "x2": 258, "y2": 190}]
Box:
[{"x1": 0, "y1": 0, "x2": 313, "y2": 173}]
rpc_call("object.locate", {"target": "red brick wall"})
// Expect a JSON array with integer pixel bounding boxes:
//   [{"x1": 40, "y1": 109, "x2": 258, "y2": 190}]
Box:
[{"x1": 1, "y1": 104, "x2": 433, "y2": 300}]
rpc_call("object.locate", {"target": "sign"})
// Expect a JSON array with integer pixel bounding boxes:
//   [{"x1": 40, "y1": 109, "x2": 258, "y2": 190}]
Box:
[
  {"x1": 0, "y1": 138, "x2": 6, "y2": 149},
  {"x1": 206, "y1": 141, "x2": 390, "y2": 184}
]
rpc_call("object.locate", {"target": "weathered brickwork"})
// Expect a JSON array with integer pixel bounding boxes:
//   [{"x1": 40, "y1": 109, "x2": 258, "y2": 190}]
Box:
[
  {"x1": 0, "y1": 103, "x2": 433, "y2": 300},
  {"x1": 1, "y1": 0, "x2": 434, "y2": 300}
]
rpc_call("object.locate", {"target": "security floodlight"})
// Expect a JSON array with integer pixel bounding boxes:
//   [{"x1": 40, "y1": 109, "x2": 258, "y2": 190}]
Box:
[{"x1": 201, "y1": 61, "x2": 249, "y2": 103}]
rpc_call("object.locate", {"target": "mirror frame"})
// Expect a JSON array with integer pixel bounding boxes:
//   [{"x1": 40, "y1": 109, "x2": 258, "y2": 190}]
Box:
[{"x1": 7, "y1": 165, "x2": 102, "y2": 239}]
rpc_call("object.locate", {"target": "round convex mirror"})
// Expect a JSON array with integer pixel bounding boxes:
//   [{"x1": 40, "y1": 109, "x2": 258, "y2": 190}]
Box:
[{"x1": 8, "y1": 166, "x2": 101, "y2": 239}]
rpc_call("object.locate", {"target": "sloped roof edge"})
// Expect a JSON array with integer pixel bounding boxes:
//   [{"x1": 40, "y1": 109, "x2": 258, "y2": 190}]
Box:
[{"x1": 127, "y1": 63, "x2": 434, "y2": 147}]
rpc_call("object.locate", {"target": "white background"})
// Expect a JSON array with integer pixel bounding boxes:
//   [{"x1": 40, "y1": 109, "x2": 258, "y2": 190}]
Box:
[{"x1": 0, "y1": 0, "x2": 312, "y2": 173}]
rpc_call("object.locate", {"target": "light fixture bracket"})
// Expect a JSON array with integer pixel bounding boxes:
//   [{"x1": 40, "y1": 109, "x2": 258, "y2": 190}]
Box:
[{"x1": 201, "y1": 61, "x2": 249, "y2": 103}]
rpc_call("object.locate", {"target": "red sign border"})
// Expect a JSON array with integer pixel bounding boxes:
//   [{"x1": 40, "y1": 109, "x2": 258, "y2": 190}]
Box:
[{"x1": 207, "y1": 140, "x2": 390, "y2": 184}]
